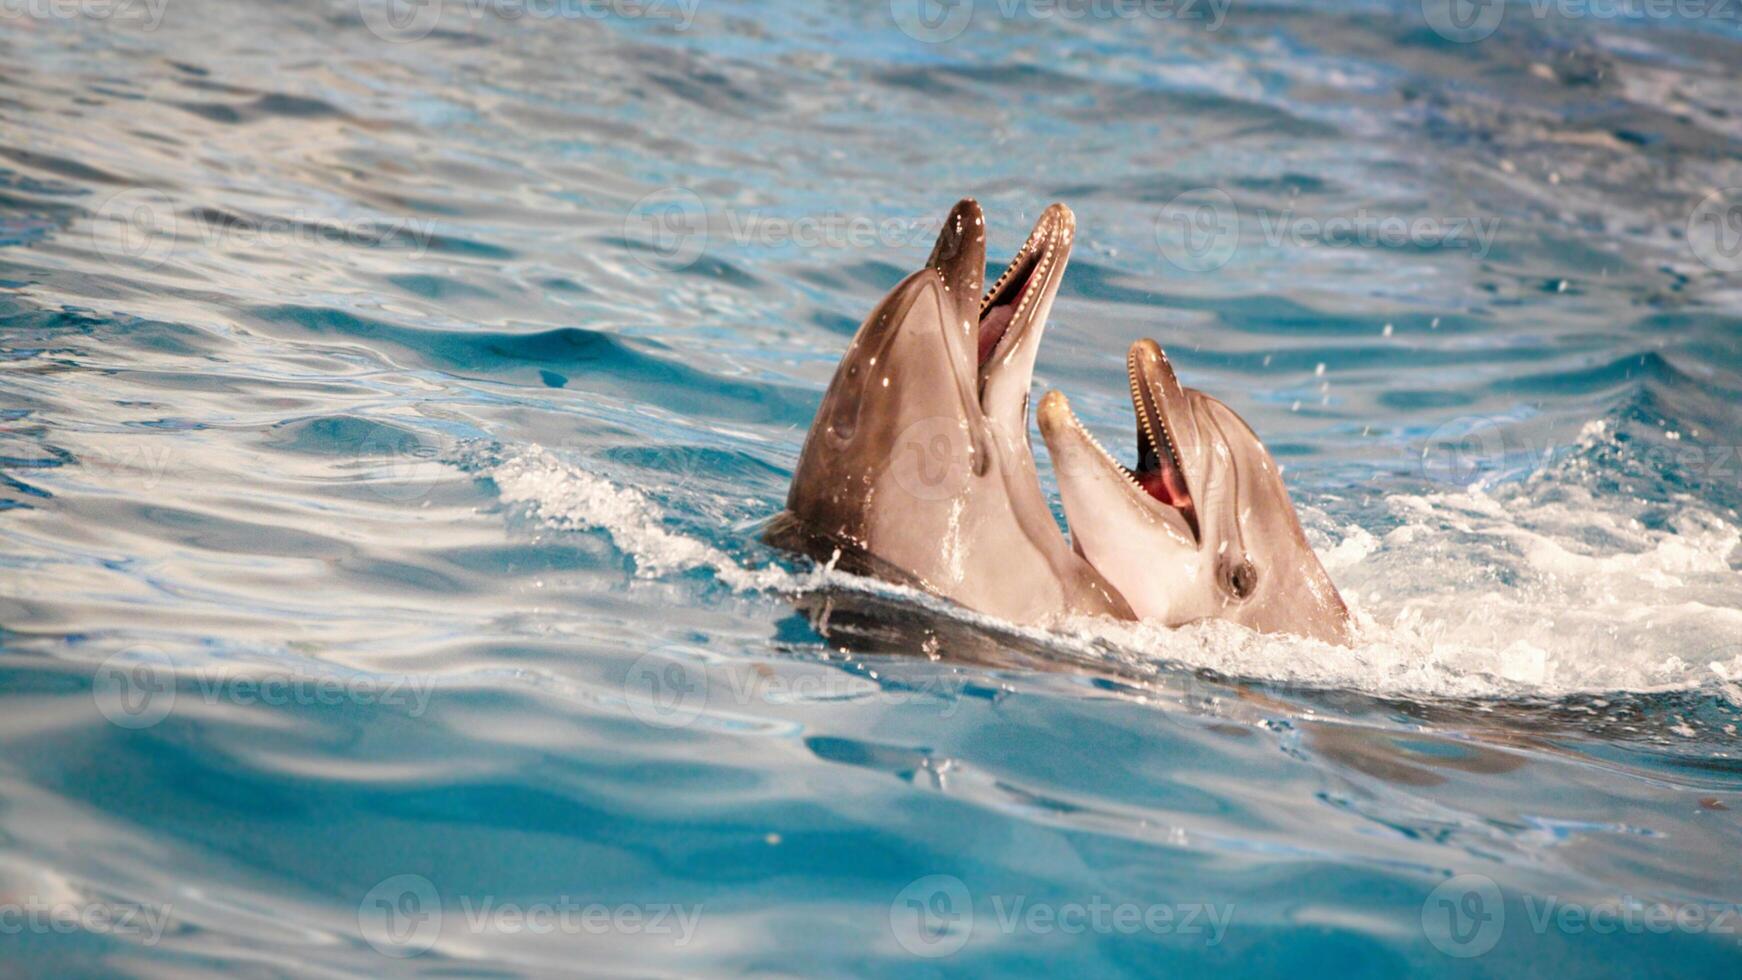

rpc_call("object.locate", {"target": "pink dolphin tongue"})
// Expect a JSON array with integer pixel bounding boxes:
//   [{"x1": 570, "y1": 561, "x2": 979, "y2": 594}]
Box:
[
  {"x1": 977, "y1": 303, "x2": 1015, "y2": 363},
  {"x1": 1137, "y1": 465, "x2": 1193, "y2": 510}
]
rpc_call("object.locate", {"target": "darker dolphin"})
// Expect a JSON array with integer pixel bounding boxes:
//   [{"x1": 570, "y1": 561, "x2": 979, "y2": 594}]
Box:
[{"x1": 767, "y1": 200, "x2": 1131, "y2": 624}]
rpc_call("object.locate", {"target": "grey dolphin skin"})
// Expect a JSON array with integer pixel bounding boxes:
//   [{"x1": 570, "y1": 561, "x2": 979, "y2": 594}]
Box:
[
  {"x1": 766, "y1": 200, "x2": 1132, "y2": 624},
  {"x1": 1037, "y1": 339, "x2": 1354, "y2": 645}
]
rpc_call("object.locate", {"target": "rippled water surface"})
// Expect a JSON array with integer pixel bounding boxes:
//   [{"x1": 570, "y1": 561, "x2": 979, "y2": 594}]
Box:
[{"x1": 4, "y1": 1, "x2": 1742, "y2": 975}]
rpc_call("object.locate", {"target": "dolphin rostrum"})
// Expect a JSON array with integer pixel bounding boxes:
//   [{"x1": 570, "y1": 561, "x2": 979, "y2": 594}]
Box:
[
  {"x1": 1037, "y1": 339, "x2": 1353, "y2": 644},
  {"x1": 766, "y1": 200, "x2": 1133, "y2": 624}
]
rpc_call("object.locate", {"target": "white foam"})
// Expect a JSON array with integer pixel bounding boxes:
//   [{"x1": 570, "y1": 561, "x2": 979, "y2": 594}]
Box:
[
  {"x1": 1318, "y1": 481, "x2": 1742, "y2": 698},
  {"x1": 483, "y1": 445, "x2": 942, "y2": 606},
  {"x1": 481, "y1": 437, "x2": 1742, "y2": 705},
  {"x1": 488, "y1": 445, "x2": 786, "y2": 592}
]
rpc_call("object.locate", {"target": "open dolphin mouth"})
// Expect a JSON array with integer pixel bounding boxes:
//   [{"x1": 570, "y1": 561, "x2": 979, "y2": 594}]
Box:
[
  {"x1": 1127, "y1": 341, "x2": 1198, "y2": 539},
  {"x1": 975, "y1": 205, "x2": 1071, "y2": 369},
  {"x1": 1037, "y1": 339, "x2": 1200, "y2": 545}
]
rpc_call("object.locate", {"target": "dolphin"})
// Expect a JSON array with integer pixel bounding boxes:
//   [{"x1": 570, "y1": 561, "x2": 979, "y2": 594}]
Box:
[
  {"x1": 766, "y1": 200, "x2": 1132, "y2": 624},
  {"x1": 1036, "y1": 339, "x2": 1353, "y2": 644}
]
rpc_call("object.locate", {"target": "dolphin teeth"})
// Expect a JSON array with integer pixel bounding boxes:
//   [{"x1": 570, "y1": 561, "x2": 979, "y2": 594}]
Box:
[
  {"x1": 978, "y1": 212, "x2": 1052, "y2": 317},
  {"x1": 1058, "y1": 396, "x2": 1148, "y2": 496},
  {"x1": 1127, "y1": 351, "x2": 1182, "y2": 475}
]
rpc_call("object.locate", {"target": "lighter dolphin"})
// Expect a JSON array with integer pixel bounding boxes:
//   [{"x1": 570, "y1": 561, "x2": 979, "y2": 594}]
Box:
[
  {"x1": 767, "y1": 200, "x2": 1131, "y2": 624},
  {"x1": 1038, "y1": 339, "x2": 1353, "y2": 644}
]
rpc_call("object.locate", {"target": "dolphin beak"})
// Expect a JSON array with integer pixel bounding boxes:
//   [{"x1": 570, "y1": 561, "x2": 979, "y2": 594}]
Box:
[
  {"x1": 922, "y1": 200, "x2": 1075, "y2": 422},
  {"x1": 974, "y1": 203, "x2": 1075, "y2": 437},
  {"x1": 1038, "y1": 388, "x2": 1199, "y2": 549},
  {"x1": 1127, "y1": 339, "x2": 1200, "y2": 541},
  {"x1": 977, "y1": 203, "x2": 1074, "y2": 369},
  {"x1": 926, "y1": 198, "x2": 986, "y2": 347}
]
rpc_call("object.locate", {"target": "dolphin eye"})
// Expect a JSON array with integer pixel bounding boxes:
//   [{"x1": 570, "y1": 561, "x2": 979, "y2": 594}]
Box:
[{"x1": 1224, "y1": 559, "x2": 1257, "y2": 600}]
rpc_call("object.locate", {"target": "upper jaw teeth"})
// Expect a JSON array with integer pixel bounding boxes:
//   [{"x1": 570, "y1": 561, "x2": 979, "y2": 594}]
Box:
[
  {"x1": 1127, "y1": 355, "x2": 1181, "y2": 476},
  {"x1": 979, "y1": 217, "x2": 1055, "y2": 320}
]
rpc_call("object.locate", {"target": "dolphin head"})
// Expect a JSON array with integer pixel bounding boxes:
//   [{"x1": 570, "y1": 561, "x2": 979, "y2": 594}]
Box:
[
  {"x1": 1037, "y1": 339, "x2": 1352, "y2": 643},
  {"x1": 770, "y1": 200, "x2": 1130, "y2": 622}
]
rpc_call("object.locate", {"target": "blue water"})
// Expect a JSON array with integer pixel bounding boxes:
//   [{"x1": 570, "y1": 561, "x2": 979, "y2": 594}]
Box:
[{"x1": 4, "y1": 1, "x2": 1742, "y2": 975}]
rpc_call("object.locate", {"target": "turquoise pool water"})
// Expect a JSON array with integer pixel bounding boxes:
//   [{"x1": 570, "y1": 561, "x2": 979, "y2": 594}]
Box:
[{"x1": 3, "y1": 1, "x2": 1742, "y2": 975}]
